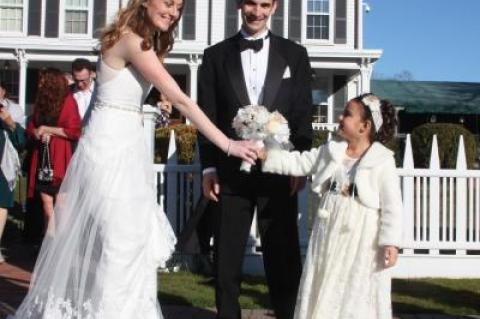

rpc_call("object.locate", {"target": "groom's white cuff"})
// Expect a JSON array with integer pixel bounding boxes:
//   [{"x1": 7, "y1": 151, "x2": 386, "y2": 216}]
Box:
[{"x1": 202, "y1": 167, "x2": 217, "y2": 175}]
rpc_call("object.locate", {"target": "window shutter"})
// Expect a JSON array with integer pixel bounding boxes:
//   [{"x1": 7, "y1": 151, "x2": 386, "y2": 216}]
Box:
[
  {"x1": 225, "y1": 0, "x2": 238, "y2": 38},
  {"x1": 288, "y1": 0, "x2": 301, "y2": 42},
  {"x1": 181, "y1": 0, "x2": 195, "y2": 40},
  {"x1": 93, "y1": 0, "x2": 107, "y2": 38},
  {"x1": 271, "y1": 0, "x2": 284, "y2": 36},
  {"x1": 28, "y1": 0, "x2": 42, "y2": 36},
  {"x1": 45, "y1": 0, "x2": 59, "y2": 38},
  {"x1": 334, "y1": 0, "x2": 347, "y2": 44}
]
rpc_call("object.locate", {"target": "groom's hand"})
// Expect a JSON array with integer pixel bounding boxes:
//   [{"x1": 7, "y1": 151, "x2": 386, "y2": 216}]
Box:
[
  {"x1": 203, "y1": 172, "x2": 220, "y2": 202},
  {"x1": 289, "y1": 176, "x2": 307, "y2": 196}
]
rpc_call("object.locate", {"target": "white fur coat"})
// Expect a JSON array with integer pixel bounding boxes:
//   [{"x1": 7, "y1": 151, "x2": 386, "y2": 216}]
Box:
[{"x1": 262, "y1": 140, "x2": 403, "y2": 247}]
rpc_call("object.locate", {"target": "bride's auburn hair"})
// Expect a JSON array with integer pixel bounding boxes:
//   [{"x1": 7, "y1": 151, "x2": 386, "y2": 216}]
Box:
[{"x1": 100, "y1": 0, "x2": 184, "y2": 59}]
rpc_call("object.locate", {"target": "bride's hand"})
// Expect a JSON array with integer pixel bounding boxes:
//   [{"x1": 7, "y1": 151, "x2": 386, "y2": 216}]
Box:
[{"x1": 227, "y1": 140, "x2": 258, "y2": 164}]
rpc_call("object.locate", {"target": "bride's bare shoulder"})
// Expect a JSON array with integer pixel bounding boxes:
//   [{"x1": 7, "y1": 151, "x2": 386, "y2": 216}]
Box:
[
  {"x1": 117, "y1": 30, "x2": 143, "y2": 48},
  {"x1": 103, "y1": 31, "x2": 145, "y2": 67}
]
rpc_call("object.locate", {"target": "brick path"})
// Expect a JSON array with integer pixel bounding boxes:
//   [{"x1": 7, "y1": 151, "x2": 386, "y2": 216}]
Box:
[{"x1": 1, "y1": 243, "x2": 479, "y2": 319}]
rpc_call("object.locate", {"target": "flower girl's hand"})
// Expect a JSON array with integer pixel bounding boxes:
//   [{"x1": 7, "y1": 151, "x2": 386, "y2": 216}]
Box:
[
  {"x1": 383, "y1": 246, "x2": 399, "y2": 268},
  {"x1": 256, "y1": 147, "x2": 267, "y2": 161},
  {"x1": 227, "y1": 140, "x2": 258, "y2": 164}
]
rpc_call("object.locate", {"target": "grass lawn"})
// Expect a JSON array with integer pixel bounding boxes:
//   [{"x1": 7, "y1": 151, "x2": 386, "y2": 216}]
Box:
[
  {"x1": 6, "y1": 193, "x2": 479, "y2": 315},
  {"x1": 158, "y1": 272, "x2": 480, "y2": 315}
]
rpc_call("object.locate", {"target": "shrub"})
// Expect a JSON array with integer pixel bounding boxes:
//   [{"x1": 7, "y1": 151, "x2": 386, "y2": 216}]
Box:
[
  {"x1": 312, "y1": 129, "x2": 330, "y2": 148},
  {"x1": 155, "y1": 124, "x2": 198, "y2": 164},
  {"x1": 410, "y1": 123, "x2": 477, "y2": 168}
]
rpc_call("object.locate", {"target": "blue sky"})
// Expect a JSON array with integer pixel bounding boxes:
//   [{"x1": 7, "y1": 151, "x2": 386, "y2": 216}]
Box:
[{"x1": 364, "y1": 0, "x2": 480, "y2": 83}]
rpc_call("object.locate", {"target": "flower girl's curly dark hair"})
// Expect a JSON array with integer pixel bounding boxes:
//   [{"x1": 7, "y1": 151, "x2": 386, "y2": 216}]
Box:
[{"x1": 354, "y1": 93, "x2": 397, "y2": 145}]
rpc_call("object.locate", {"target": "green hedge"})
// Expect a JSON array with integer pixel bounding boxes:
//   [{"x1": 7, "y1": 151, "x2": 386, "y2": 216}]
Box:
[
  {"x1": 410, "y1": 123, "x2": 477, "y2": 169},
  {"x1": 312, "y1": 130, "x2": 330, "y2": 148},
  {"x1": 155, "y1": 124, "x2": 198, "y2": 164}
]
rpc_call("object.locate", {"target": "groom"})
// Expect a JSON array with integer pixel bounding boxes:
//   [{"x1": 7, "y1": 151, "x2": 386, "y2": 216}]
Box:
[{"x1": 198, "y1": 0, "x2": 312, "y2": 318}]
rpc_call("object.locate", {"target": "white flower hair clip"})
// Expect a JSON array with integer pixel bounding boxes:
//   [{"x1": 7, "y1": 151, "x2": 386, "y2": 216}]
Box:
[{"x1": 361, "y1": 94, "x2": 383, "y2": 132}]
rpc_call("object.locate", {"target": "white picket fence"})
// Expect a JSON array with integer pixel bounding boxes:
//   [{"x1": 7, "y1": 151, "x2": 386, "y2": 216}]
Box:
[
  {"x1": 394, "y1": 135, "x2": 480, "y2": 278},
  {"x1": 143, "y1": 108, "x2": 480, "y2": 278}
]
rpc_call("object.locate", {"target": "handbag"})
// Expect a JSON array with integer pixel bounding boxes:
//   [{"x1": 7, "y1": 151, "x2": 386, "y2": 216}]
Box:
[
  {"x1": 0, "y1": 131, "x2": 21, "y2": 190},
  {"x1": 37, "y1": 141, "x2": 54, "y2": 182}
]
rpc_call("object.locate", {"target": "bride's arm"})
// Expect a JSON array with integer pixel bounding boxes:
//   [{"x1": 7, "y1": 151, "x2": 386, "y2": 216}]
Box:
[{"x1": 108, "y1": 33, "x2": 256, "y2": 163}]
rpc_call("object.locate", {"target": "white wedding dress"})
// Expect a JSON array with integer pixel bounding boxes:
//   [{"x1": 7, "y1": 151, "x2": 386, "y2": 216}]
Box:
[{"x1": 12, "y1": 60, "x2": 176, "y2": 318}]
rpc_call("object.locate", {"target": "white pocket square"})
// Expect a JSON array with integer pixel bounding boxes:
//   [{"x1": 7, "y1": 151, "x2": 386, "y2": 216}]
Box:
[{"x1": 282, "y1": 66, "x2": 291, "y2": 79}]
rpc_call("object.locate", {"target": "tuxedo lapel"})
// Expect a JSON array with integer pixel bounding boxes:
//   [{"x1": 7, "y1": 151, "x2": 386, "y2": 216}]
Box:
[
  {"x1": 262, "y1": 35, "x2": 287, "y2": 110},
  {"x1": 225, "y1": 34, "x2": 251, "y2": 106}
]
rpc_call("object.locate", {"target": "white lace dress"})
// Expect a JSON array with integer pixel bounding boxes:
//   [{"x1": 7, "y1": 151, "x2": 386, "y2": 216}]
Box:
[
  {"x1": 294, "y1": 157, "x2": 392, "y2": 319},
  {"x1": 11, "y1": 60, "x2": 176, "y2": 319}
]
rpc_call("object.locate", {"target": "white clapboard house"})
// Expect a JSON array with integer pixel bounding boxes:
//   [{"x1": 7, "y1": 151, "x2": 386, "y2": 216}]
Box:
[{"x1": 0, "y1": 0, "x2": 380, "y2": 124}]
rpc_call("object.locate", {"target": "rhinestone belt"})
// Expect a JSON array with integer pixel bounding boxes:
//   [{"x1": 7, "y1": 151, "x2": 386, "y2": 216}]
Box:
[{"x1": 94, "y1": 101, "x2": 142, "y2": 114}]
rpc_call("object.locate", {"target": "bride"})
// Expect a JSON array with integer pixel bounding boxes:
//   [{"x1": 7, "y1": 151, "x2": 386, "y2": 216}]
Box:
[{"x1": 11, "y1": 0, "x2": 257, "y2": 318}]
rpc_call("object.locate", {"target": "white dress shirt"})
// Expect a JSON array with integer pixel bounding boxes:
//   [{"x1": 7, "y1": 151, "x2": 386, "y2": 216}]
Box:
[
  {"x1": 240, "y1": 28, "x2": 270, "y2": 106},
  {"x1": 73, "y1": 81, "x2": 95, "y2": 120}
]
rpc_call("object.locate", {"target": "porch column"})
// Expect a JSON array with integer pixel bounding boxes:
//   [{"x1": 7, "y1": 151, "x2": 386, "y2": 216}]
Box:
[
  {"x1": 359, "y1": 58, "x2": 373, "y2": 94},
  {"x1": 187, "y1": 54, "x2": 200, "y2": 125},
  {"x1": 143, "y1": 104, "x2": 160, "y2": 164},
  {"x1": 188, "y1": 54, "x2": 199, "y2": 102},
  {"x1": 15, "y1": 49, "x2": 28, "y2": 116}
]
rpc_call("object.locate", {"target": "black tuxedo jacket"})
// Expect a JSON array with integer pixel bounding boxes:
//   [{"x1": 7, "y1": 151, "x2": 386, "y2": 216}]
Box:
[{"x1": 198, "y1": 32, "x2": 313, "y2": 192}]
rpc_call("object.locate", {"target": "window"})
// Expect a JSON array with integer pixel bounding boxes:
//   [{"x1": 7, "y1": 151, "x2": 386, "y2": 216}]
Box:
[
  {"x1": 0, "y1": 68, "x2": 19, "y2": 101},
  {"x1": 312, "y1": 74, "x2": 329, "y2": 123},
  {"x1": 64, "y1": 0, "x2": 89, "y2": 34},
  {"x1": 0, "y1": 0, "x2": 23, "y2": 33},
  {"x1": 306, "y1": 0, "x2": 329, "y2": 40}
]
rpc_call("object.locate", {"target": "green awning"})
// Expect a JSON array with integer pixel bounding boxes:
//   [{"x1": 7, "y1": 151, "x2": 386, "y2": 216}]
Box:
[{"x1": 371, "y1": 80, "x2": 480, "y2": 114}]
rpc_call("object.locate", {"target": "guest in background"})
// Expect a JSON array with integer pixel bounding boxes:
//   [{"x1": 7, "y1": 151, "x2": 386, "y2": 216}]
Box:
[
  {"x1": 71, "y1": 58, "x2": 95, "y2": 121},
  {"x1": 26, "y1": 68, "x2": 81, "y2": 233},
  {"x1": 0, "y1": 81, "x2": 25, "y2": 263},
  {"x1": 145, "y1": 88, "x2": 173, "y2": 128},
  {"x1": 156, "y1": 93, "x2": 172, "y2": 128}
]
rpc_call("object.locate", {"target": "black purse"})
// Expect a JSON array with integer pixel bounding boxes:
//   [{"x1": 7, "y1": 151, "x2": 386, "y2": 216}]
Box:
[{"x1": 37, "y1": 141, "x2": 54, "y2": 183}]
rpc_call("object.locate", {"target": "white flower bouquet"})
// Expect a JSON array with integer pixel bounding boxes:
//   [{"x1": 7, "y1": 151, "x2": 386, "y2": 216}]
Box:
[{"x1": 232, "y1": 105, "x2": 292, "y2": 172}]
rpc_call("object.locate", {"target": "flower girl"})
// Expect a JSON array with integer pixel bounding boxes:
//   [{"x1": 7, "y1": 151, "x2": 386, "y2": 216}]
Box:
[{"x1": 260, "y1": 93, "x2": 403, "y2": 319}]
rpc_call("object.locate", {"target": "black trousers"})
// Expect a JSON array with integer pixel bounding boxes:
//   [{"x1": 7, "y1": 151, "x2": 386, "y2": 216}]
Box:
[{"x1": 214, "y1": 175, "x2": 302, "y2": 319}]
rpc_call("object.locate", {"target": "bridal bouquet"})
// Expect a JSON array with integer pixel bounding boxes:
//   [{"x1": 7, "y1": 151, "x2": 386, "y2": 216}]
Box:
[{"x1": 232, "y1": 105, "x2": 292, "y2": 172}]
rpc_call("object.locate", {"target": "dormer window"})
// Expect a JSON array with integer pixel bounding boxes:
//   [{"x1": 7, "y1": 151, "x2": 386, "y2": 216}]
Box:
[
  {"x1": 306, "y1": 0, "x2": 330, "y2": 40},
  {"x1": 0, "y1": 0, "x2": 24, "y2": 33},
  {"x1": 64, "y1": 0, "x2": 89, "y2": 34}
]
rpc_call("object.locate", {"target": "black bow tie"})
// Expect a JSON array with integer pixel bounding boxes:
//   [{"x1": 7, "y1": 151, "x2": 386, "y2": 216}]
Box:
[{"x1": 238, "y1": 38, "x2": 264, "y2": 52}]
